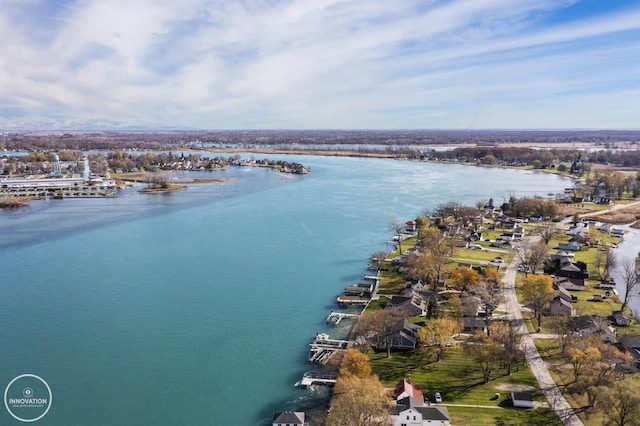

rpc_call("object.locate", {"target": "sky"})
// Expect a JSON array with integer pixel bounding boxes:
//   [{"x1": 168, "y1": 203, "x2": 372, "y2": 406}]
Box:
[{"x1": 1, "y1": 0, "x2": 639, "y2": 130}]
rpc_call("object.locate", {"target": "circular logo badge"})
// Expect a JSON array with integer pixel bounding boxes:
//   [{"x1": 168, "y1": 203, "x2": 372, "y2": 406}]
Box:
[{"x1": 4, "y1": 374, "x2": 52, "y2": 422}]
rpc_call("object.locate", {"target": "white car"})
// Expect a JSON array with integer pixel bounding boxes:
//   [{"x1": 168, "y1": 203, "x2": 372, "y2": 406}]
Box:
[{"x1": 434, "y1": 392, "x2": 442, "y2": 403}]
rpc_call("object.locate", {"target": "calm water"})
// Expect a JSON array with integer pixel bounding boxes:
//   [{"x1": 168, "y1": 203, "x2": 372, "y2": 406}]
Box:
[{"x1": 0, "y1": 156, "x2": 572, "y2": 425}]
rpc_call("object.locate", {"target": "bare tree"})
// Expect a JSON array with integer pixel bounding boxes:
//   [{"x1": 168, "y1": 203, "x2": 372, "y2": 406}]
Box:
[
  {"x1": 389, "y1": 219, "x2": 405, "y2": 255},
  {"x1": 515, "y1": 239, "x2": 549, "y2": 275},
  {"x1": 537, "y1": 224, "x2": 560, "y2": 244},
  {"x1": 548, "y1": 315, "x2": 574, "y2": 353},
  {"x1": 617, "y1": 257, "x2": 639, "y2": 314}
]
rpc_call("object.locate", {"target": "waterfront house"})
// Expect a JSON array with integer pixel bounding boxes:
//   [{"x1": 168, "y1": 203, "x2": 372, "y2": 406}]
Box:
[
  {"x1": 390, "y1": 396, "x2": 451, "y2": 426},
  {"x1": 613, "y1": 311, "x2": 632, "y2": 326},
  {"x1": 387, "y1": 295, "x2": 427, "y2": 316},
  {"x1": 612, "y1": 228, "x2": 625, "y2": 238},
  {"x1": 272, "y1": 411, "x2": 305, "y2": 426},
  {"x1": 573, "y1": 315, "x2": 616, "y2": 343},
  {"x1": 376, "y1": 320, "x2": 422, "y2": 351}
]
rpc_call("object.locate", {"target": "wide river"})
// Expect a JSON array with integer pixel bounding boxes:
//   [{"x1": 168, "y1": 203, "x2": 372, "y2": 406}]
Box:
[{"x1": 0, "y1": 155, "x2": 573, "y2": 425}]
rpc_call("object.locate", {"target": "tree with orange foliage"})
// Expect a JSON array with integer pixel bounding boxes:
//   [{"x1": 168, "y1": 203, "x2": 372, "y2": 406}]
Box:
[
  {"x1": 450, "y1": 266, "x2": 481, "y2": 294},
  {"x1": 339, "y1": 348, "x2": 372, "y2": 378},
  {"x1": 521, "y1": 274, "x2": 555, "y2": 330}
]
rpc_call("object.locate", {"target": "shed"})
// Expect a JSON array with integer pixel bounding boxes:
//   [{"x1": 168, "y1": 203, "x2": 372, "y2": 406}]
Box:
[{"x1": 511, "y1": 392, "x2": 534, "y2": 408}]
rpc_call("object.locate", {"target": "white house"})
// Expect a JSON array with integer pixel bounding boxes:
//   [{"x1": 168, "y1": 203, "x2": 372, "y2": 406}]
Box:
[{"x1": 391, "y1": 397, "x2": 451, "y2": 426}]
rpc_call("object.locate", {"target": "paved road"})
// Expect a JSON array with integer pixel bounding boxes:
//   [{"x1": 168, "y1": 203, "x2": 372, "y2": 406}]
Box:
[{"x1": 502, "y1": 256, "x2": 585, "y2": 426}]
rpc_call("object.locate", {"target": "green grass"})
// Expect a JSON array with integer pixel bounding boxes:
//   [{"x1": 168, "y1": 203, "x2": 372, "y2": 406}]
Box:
[
  {"x1": 377, "y1": 266, "x2": 407, "y2": 294},
  {"x1": 454, "y1": 247, "x2": 507, "y2": 263},
  {"x1": 365, "y1": 296, "x2": 388, "y2": 312},
  {"x1": 448, "y1": 405, "x2": 562, "y2": 426},
  {"x1": 370, "y1": 348, "x2": 542, "y2": 405},
  {"x1": 572, "y1": 286, "x2": 621, "y2": 317}
]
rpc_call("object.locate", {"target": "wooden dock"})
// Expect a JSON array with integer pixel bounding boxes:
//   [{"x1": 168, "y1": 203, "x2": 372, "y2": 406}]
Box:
[
  {"x1": 326, "y1": 311, "x2": 359, "y2": 325},
  {"x1": 295, "y1": 372, "x2": 337, "y2": 388}
]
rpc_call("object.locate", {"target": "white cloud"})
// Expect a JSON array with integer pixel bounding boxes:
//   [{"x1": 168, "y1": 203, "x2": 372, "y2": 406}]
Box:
[{"x1": 0, "y1": 0, "x2": 638, "y2": 129}]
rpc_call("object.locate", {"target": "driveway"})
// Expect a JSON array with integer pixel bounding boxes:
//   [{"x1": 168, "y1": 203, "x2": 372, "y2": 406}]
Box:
[{"x1": 502, "y1": 254, "x2": 584, "y2": 426}]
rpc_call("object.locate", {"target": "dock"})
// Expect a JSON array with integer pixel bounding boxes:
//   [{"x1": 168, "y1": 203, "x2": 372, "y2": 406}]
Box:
[
  {"x1": 326, "y1": 311, "x2": 359, "y2": 325},
  {"x1": 295, "y1": 372, "x2": 337, "y2": 388},
  {"x1": 308, "y1": 333, "x2": 349, "y2": 364},
  {"x1": 337, "y1": 295, "x2": 370, "y2": 306}
]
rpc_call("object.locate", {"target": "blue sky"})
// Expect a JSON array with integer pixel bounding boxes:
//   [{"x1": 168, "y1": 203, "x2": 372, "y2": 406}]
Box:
[{"x1": 1, "y1": 0, "x2": 639, "y2": 130}]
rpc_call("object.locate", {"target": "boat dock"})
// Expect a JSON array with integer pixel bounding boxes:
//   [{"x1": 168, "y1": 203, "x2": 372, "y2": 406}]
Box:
[
  {"x1": 336, "y1": 295, "x2": 370, "y2": 306},
  {"x1": 295, "y1": 372, "x2": 337, "y2": 388},
  {"x1": 326, "y1": 311, "x2": 359, "y2": 325},
  {"x1": 308, "y1": 333, "x2": 349, "y2": 364}
]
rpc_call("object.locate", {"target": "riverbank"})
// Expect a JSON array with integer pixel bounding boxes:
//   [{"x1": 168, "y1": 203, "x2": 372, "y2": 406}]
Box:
[{"x1": 0, "y1": 197, "x2": 32, "y2": 209}]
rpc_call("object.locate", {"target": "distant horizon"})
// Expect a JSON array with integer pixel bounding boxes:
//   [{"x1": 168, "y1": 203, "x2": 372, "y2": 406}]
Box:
[
  {"x1": 3, "y1": 128, "x2": 640, "y2": 134},
  {"x1": 2, "y1": 1, "x2": 639, "y2": 130}
]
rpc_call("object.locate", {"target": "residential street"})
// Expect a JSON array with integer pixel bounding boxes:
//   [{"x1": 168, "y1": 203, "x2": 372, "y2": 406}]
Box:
[{"x1": 502, "y1": 255, "x2": 585, "y2": 426}]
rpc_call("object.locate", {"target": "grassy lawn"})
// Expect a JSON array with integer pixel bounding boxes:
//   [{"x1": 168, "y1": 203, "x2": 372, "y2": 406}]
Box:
[
  {"x1": 572, "y1": 285, "x2": 621, "y2": 317},
  {"x1": 454, "y1": 247, "x2": 507, "y2": 264},
  {"x1": 369, "y1": 348, "x2": 562, "y2": 424},
  {"x1": 448, "y1": 405, "x2": 562, "y2": 426},
  {"x1": 370, "y1": 348, "x2": 542, "y2": 403},
  {"x1": 365, "y1": 296, "x2": 388, "y2": 312},
  {"x1": 377, "y1": 266, "x2": 407, "y2": 294}
]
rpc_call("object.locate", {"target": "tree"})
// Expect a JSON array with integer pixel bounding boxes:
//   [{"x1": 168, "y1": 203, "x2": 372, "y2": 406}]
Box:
[
  {"x1": 566, "y1": 334, "x2": 632, "y2": 408},
  {"x1": 339, "y1": 348, "x2": 372, "y2": 378},
  {"x1": 514, "y1": 239, "x2": 549, "y2": 276},
  {"x1": 490, "y1": 322, "x2": 522, "y2": 375},
  {"x1": 408, "y1": 251, "x2": 444, "y2": 292},
  {"x1": 326, "y1": 375, "x2": 389, "y2": 426},
  {"x1": 352, "y1": 309, "x2": 402, "y2": 357},
  {"x1": 594, "y1": 381, "x2": 640, "y2": 426},
  {"x1": 467, "y1": 332, "x2": 501, "y2": 384},
  {"x1": 416, "y1": 318, "x2": 460, "y2": 362},
  {"x1": 616, "y1": 258, "x2": 639, "y2": 314},
  {"x1": 450, "y1": 266, "x2": 481, "y2": 294},
  {"x1": 548, "y1": 315, "x2": 573, "y2": 353},
  {"x1": 521, "y1": 274, "x2": 555, "y2": 330},
  {"x1": 537, "y1": 224, "x2": 560, "y2": 244},
  {"x1": 389, "y1": 219, "x2": 405, "y2": 255},
  {"x1": 594, "y1": 247, "x2": 615, "y2": 280}
]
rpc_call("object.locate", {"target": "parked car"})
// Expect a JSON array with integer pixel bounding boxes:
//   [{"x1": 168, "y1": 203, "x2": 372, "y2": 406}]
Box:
[{"x1": 434, "y1": 392, "x2": 442, "y2": 403}]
